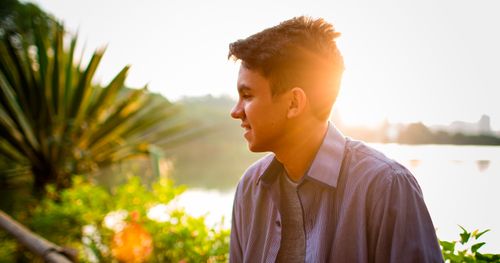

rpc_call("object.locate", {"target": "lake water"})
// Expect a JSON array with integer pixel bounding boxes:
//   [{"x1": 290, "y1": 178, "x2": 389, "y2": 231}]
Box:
[{"x1": 176, "y1": 144, "x2": 500, "y2": 253}]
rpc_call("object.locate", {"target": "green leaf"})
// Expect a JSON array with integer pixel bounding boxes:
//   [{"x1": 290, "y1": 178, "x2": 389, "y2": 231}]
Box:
[
  {"x1": 459, "y1": 225, "x2": 471, "y2": 244},
  {"x1": 471, "y1": 242, "x2": 486, "y2": 254},
  {"x1": 0, "y1": 70, "x2": 40, "y2": 150},
  {"x1": 63, "y1": 34, "x2": 78, "y2": 117},
  {"x1": 69, "y1": 47, "x2": 105, "y2": 122},
  {"x1": 475, "y1": 229, "x2": 491, "y2": 240},
  {"x1": 439, "y1": 240, "x2": 456, "y2": 252},
  {"x1": 85, "y1": 65, "x2": 129, "y2": 122}
]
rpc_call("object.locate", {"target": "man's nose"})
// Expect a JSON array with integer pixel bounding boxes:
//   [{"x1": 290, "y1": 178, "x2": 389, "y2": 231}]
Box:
[{"x1": 231, "y1": 102, "x2": 243, "y2": 119}]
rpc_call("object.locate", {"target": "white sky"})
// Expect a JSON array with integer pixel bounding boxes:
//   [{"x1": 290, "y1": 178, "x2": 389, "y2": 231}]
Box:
[{"x1": 29, "y1": 0, "x2": 500, "y2": 129}]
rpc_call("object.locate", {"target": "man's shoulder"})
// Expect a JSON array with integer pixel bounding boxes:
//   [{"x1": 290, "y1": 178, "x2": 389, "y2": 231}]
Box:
[
  {"x1": 343, "y1": 139, "x2": 425, "y2": 209},
  {"x1": 345, "y1": 139, "x2": 414, "y2": 185}
]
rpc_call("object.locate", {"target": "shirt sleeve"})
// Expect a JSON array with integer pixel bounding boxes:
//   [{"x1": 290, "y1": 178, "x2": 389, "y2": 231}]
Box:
[
  {"x1": 368, "y1": 168, "x2": 444, "y2": 263},
  {"x1": 229, "y1": 181, "x2": 244, "y2": 263}
]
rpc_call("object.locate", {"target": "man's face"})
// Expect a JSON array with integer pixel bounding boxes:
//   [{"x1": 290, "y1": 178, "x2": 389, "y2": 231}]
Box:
[{"x1": 230, "y1": 66, "x2": 290, "y2": 152}]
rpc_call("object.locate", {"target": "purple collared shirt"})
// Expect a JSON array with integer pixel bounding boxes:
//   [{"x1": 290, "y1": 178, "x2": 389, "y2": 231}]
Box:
[{"x1": 230, "y1": 124, "x2": 443, "y2": 263}]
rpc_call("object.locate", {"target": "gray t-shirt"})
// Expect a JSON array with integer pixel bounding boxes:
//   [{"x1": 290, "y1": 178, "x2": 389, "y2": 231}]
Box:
[{"x1": 276, "y1": 172, "x2": 305, "y2": 263}]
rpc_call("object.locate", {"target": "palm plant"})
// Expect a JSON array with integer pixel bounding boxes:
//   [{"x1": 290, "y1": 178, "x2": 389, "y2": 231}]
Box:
[{"x1": 0, "y1": 20, "x2": 194, "y2": 195}]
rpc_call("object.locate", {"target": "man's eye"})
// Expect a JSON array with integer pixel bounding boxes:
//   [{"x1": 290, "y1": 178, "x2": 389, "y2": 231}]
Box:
[{"x1": 241, "y1": 94, "x2": 252, "y2": 99}]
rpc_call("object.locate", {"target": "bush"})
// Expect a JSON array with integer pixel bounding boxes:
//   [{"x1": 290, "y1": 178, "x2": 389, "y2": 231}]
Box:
[
  {"x1": 440, "y1": 226, "x2": 500, "y2": 263},
  {"x1": 17, "y1": 176, "x2": 229, "y2": 262},
  {"x1": 0, "y1": 230, "x2": 17, "y2": 263}
]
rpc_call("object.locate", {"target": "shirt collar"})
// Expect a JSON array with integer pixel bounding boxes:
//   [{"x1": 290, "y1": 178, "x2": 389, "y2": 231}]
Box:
[{"x1": 258, "y1": 122, "x2": 346, "y2": 188}]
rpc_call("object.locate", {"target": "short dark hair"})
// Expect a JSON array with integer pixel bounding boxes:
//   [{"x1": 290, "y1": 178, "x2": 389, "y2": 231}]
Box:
[{"x1": 228, "y1": 16, "x2": 344, "y2": 120}]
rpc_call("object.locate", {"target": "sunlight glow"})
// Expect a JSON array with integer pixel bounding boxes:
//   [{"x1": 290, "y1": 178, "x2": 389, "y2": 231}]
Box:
[{"x1": 29, "y1": 0, "x2": 500, "y2": 130}]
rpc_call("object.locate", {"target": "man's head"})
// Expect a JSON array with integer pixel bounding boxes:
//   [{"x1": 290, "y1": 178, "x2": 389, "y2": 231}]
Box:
[
  {"x1": 229, "y1": 16, "x2": 344, "y2": 153},
  {"x1": 229, "y1": 16, "x2": 344, "y2": 121}
]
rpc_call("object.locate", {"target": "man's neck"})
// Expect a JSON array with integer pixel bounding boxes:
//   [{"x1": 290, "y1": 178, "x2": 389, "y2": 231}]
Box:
[{"x1": 274, "y1": 120, "x2": 329, "y2": 182}]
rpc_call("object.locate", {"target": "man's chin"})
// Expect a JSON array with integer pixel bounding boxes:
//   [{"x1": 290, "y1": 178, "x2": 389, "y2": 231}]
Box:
[{"x1": 247, "y1": 142, "x2": 268, "y2": 153}]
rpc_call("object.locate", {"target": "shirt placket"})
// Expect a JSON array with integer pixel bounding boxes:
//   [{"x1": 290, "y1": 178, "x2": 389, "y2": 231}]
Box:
[
  {"x1": 265, "y1": 175, "x2": 282, "y2": 263},
  {"x1": 297, "y1": 184, "x2": 312, "y2": 263},
  {"x1": 266, "y1": 210, "x2": 281, "y2": 263}
]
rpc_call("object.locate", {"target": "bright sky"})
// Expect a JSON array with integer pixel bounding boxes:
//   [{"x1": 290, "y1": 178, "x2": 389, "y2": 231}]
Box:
[{"x1": 29, "y1": 0, "x2": 500, "y2": 129}]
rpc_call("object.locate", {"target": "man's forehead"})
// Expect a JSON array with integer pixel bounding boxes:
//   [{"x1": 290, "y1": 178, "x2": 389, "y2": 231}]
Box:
[{"x1": 238, "y1": 66, "x2": 267, "y2": 85}]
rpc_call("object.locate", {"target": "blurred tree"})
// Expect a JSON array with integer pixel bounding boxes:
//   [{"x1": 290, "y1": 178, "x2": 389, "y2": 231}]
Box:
[
  {"x1": 397, "y1": 122, "x2": 434, "y2": 144},
  {"x1": 397, "y1": 122, "x2": 500, "y2": 145},
  {"x1": 0, "y1": 18, "x2": 196, "y2": 196},
  {"x1": 0, "y1": 0, "x2": 53, "y2": 43}
]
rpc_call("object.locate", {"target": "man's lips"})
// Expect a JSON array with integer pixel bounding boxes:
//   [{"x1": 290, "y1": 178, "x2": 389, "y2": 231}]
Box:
[
  {"x1": 241, "y1": 124, "x2": 251, "y2": 141},
  {"x1": 241, "y1": 124, "x2": 251, "y2": 132}
]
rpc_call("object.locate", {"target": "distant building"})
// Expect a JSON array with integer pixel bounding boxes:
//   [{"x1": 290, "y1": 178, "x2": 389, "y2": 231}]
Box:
[
  {"x1": 478, "y1": 115, "x2": 492, "y2": 134},
  {"x1": 436, "y1": 115, "x2": 492, "y2": 135}
]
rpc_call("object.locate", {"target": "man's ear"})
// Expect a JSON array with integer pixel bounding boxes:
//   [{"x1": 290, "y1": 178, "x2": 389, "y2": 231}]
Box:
[{"x1": 287, "y1": 87, "x2": 307, "y2": 118}]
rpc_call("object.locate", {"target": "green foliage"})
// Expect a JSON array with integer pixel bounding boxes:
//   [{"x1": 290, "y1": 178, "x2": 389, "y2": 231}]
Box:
[
  {"x1": 23, "y1": 176, "x2": 229, "y2": 262},
  {"x1": 0, "y1": 0, "x2": 53, "y2": 44},
  {"x1": 397, "y1": 122, "x2": 500, "y2": 145},
  {"x1": 0, "y1": 230, "x2": 17, "y2": 263},
  {"x1": 440, "y1": 226, "x2": 500, "y2": 263},
  {"x1": 0, "y1": 17, "x2": 196, "y2": 193}
]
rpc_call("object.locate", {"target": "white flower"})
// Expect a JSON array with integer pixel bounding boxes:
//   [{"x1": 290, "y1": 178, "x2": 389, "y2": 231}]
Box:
[
  {"x1": 82, "y1": 224, "x2": 98, "y2": 237},
  {"x1": 103, "y1": 210, "x2": 128, "y2": 232},
  {"x1": 82, "y1": 224, "x2": 108, "y2": 263},
  {"x1": 147, "y1": 199, "x2": 179, "y2": 223}
]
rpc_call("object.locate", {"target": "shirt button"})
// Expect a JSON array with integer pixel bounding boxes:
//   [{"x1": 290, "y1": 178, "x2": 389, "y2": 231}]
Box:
[{"x1": 275, "y1": 220, "x2": 281, "y2": 227}]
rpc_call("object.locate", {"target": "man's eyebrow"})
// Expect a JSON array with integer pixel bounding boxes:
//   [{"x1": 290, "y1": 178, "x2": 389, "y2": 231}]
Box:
[{"x1": 237, "y1": 84, "x2": 251, "y2": 93}]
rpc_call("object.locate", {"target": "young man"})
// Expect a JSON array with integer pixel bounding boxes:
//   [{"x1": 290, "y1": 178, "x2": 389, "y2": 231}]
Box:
[{"x1": 228, "y1": 16, "x2": 443, "y2": 262}]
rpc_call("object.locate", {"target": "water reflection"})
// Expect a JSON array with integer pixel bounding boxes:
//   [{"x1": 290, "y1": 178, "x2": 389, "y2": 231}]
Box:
[
  {"x1": 406, "y1": 159, "x2": 490, "y2": 172},
  {"x1": 408, "y1": 159, "x2": 421, "y2": 169},
  {"x1": 476, "y1": 160, "x2": 490, "y2": 172}
]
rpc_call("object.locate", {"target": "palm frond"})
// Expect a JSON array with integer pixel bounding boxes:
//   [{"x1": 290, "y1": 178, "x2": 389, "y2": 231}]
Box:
[{"x1": 0, "y1": 20, "x2": 196, "y2": 193}]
